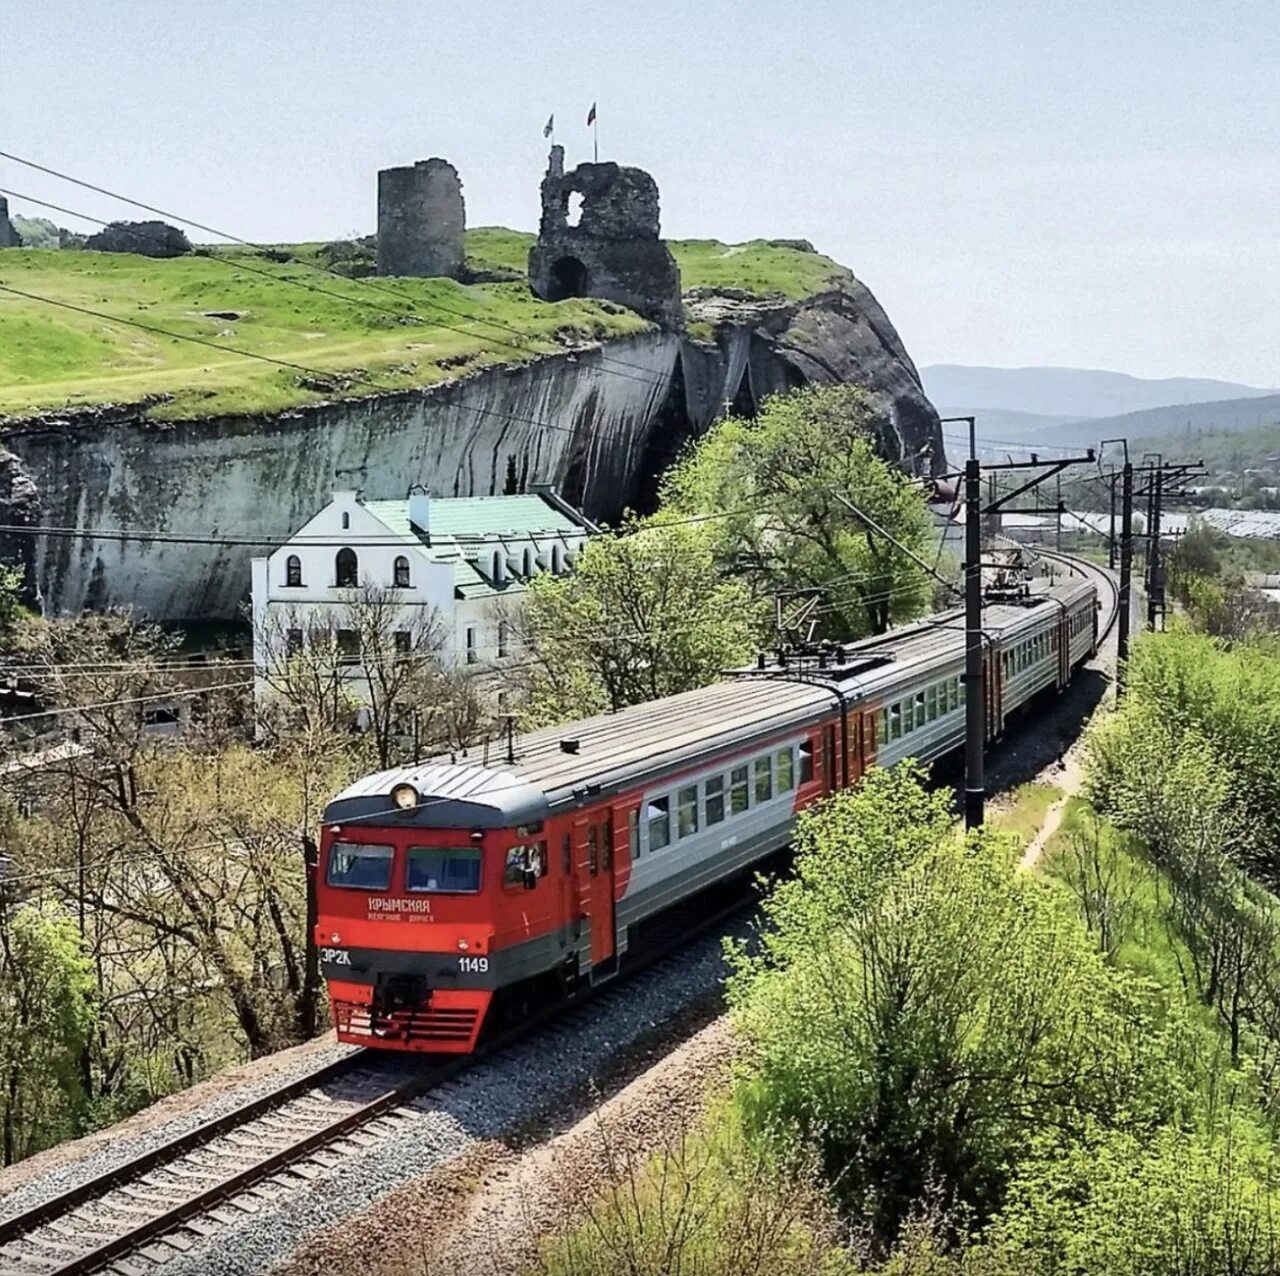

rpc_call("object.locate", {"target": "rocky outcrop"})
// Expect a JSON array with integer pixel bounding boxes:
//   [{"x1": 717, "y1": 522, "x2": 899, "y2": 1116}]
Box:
[
  {"x1": 529, "y1": 148, "x2": 682, "y2": 328},
  {"x1": 0, "y1": 279, "x2": 940, "y2": 621},
  {"x1": 0, "y1": 197, "x2": 22, "y2": 248},
  {"x1": 377, "y1": 159, "x2": 465, "y2": 279},
  {"x1": 83, "y1": 220, "x2": 191, "y2": 257}
]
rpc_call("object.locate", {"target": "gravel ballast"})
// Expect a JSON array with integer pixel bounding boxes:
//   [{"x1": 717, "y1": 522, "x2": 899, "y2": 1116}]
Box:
[{"x1": 96, "y1": 924, "x2": 745, "y2": 1276}]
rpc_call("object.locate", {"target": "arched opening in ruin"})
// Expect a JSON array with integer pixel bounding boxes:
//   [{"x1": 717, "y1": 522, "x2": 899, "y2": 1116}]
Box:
[{"x1": 547, "y1": 256, "x2": 589, "y2": 301}]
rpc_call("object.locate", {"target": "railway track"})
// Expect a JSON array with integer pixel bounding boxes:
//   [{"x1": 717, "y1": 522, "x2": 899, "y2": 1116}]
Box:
[
  {"x1": 1030, "y1": 548, "x2": 1122, "y2": 644},
  {"x1": 0, "y1": 895, "x2": 750, "y2": 1276},
  {"x1": 0, "y1": 1050, "x2": 451, "y2": 1276}
]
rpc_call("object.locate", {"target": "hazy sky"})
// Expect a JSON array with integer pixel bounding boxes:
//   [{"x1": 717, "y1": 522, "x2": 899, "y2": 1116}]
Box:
[{"x1": 5, "y1": 0, "x2": 1278, "y2": 385}]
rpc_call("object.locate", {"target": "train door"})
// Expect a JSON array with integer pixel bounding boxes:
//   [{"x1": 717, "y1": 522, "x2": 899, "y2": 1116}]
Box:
[
  {"x1": 575, "y1": 811, "x2": 617, "y2": 979},
  {"x1": 985, "y1": 647, "x2": 1002, "y2": 740}
]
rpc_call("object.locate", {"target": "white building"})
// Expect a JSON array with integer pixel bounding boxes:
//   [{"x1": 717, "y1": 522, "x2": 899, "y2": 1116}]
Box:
[{"x1": 250, "y1": 486, "x2": 594, "y2": 704}]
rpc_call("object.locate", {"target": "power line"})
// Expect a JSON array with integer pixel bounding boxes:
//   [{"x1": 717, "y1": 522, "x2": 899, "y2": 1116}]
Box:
[{"x1": 0, "y1": 505, "x2": 757, "y2": 551}]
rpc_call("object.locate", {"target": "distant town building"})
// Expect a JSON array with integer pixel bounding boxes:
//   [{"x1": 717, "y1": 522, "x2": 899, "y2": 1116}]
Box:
[{"x1": 251, "y1": 487, "x2": 594, "y2": 708}]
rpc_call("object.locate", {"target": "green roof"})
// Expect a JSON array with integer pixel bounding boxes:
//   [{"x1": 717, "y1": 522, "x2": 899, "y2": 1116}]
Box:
[{"x1": 361, "y1": 494, "x2": 587, "y2": 600}]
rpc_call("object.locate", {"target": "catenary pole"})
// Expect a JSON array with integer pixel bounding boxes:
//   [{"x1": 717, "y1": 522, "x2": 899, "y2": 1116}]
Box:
[
  {"x1": 964, "y1": 453, "x2": 985, "y2": 829},
  {"x1": 1117, "y1": 459, "x2": 1134, "y2": 695},
  {"x1": 1147, "y1": 460, "x2": 1164, "y2": 630}
]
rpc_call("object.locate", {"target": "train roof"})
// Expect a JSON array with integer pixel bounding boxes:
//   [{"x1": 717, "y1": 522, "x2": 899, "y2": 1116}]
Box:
[{"x1": 323, "y1": 577, "x2": 1097, "y2": 830}]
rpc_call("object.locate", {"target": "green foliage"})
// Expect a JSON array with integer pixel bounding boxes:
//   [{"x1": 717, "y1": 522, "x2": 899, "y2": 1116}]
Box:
[
  {"x1": 517, "y1": 519, "x2": 766, "y2": 725},
  {"x1": 0, "y1": 902, "x2": 97, "y2": 1164},
  {"x1": 727, "y1": 765, "x2": 1178, "y2": 1250},
  {"x1": 663, "y1": 385, "x2": 935, "y2": 638},
  {"x1": 1088, "y1": 628, "x2": 1280, "y2": 884}
]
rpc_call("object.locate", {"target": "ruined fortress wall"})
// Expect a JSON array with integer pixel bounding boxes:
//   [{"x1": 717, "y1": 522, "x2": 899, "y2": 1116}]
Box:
[{"x1": 376, "y1": 158, "x2": 465, "y2": 278}]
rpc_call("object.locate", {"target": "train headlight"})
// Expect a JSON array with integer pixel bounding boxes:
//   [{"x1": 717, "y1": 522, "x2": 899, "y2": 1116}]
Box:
[
  {"x1": 330, "y1": 932, "x2": 341, "y2": 944},
  {"x1": 390, "y1": 783, "x2": 419, "y2": 811},
  {"x1": 458, "y1": 939, "x2": 469, "y2": 951}
]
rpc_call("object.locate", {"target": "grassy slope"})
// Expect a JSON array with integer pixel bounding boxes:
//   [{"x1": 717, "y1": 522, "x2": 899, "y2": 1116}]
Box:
[{"x1": 0, "y1": 233, "x2": 843, "y2": 422}]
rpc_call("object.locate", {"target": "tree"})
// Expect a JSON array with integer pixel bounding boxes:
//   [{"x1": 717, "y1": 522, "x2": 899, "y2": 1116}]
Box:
[
  {"x1": 728, "y1": 765, "x2": 1178, "y2": 1253},
  {"x1": 662, "y1": 385, "x2": 937, "y2": 638},
  {"x1": 514, "y1": 519, "x2": 766, "y2": 726},
  {"x1": 0, "y1": 901, "x2": 96, "y2": 1165}
]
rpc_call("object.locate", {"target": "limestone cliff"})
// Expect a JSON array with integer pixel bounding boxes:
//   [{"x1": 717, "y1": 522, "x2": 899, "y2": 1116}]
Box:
[{"x1": 0, "y1": 276, "x2": 940, "y2": 621}]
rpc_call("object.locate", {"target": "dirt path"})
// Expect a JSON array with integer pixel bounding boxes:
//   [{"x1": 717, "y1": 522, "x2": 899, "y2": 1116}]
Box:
[{"x1": 1020, "y1": 747, "x2": 1087, "y2": 869}]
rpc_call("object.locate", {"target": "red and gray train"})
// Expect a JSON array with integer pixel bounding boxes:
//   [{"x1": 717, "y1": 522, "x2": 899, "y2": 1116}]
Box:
[{"x1": 316, "y1": 576, "x2": 1098, "y2": 1053}]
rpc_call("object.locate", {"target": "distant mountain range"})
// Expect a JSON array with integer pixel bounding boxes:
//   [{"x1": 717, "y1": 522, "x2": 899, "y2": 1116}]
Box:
[{"x1": 923, "y1": 364, "x2": 1275, "y2": 422}]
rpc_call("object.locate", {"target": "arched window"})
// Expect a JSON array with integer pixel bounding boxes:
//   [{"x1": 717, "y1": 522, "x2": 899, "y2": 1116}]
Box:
[
  {"x1": 341, "y1": 511, "x2": 350, "y2": 530},
  {"x1": 523, "y1": 547, "x2": 536, "y2": 578},
  {"x1": 393, "y1": 555, "x2": 410, "y2": 588},
  {"x1": 335, "y1": 547, "x2": 358, "y2": 588},
  {"x1": 285, "y1": 554, "x2": 303, "y2": 587},
  {"x1": 551, "y1": 544, "x2": 564, "y2": 574},
  {"x1": 491, "y1": 551, "x2": 505, "y2": 585}
]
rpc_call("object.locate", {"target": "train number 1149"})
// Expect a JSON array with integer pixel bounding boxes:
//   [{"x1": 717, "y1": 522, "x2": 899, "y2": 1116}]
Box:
[{"x1": 459, "y1": 955, "x2": 489, "y2": 974}]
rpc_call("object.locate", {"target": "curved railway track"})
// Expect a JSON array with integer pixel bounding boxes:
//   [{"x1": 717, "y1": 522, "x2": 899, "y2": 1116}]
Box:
[{"x1": 1030, "y1": 548, "x2": 1121, "y2": 645}]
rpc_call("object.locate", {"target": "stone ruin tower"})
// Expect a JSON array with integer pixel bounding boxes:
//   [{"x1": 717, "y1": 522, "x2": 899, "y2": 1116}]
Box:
[
  {"x1": 528, "y1": 147, "x2": 681, "y2": 328},
  {"x1": 0, "y1": 197, "x2": 22, "y2": 248},
  {"x1": 376, "y1": 158, "x2": 465, "y2": 278}
]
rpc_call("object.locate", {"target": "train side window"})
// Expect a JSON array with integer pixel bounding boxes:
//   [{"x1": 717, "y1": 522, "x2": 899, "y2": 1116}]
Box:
[
  {"x1": 948, "y1": 678, "x2": 959, "y2": 712},
  {"x1": 587, "y1": 825, "x2": 599, "y2": 876},
  {"x1": 959, "y1": 677, "x2": 967, "y2": 704},
  {"x1": 902, "y1": 698, "x2": 914, "y2": 733},
  {"x1": 647, "y1": 796, "x2": 671, "y2": 851},
  {"x1": 926, "y1": 686, "x2": 937, "y2": 721},
  {"x1": 754, "y1": 757, "x2": 773, "y2": 803},
  {"x1": 562, "y1": 832, "x2": 572, "y2": 874},
  {"x1": 327, "y1": 842, "x2": 393, "y2": 890},
  {"x1": 776, "y1": 747, "x2": 794, "y2": 793},
  {"x1": 628, "y1": 808, "x2": 640, "y2": 859},
  {"x1": 876, "y1": 709, "x2": 887, "y2": 744},
  {"x1": 678, "y1": 785, "x2": 699, "y2": 838},
  {"x1": 730, "y1": 766, "x2": 750, "y2": 814},
  {"x1": 705, "y1": 775, "x2": 726, "y2": 824},
  {"x1": 890, "y1": 704, "x2": 902, "y2": 740},
  {"x1": 915, "y1": 692, "x2": 927, "y2": 725},
  {"x1": 799, "y1": 740, "x2": 815, "y2": 784}
]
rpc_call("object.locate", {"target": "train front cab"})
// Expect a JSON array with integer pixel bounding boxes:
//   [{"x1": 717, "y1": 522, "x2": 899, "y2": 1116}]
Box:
[
  {"x1": 317, "y1": 825, "x2": 501, "y2": 1052},
  {"x1": 316, "y1": 811, "x2": 628, "y2": 1053}
]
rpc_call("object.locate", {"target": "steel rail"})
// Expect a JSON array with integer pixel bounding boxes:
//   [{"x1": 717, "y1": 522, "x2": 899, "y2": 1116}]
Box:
[
  {"x1": 1, "y1": 893, "x2": 752, "y2": 1276},
  {"x1": 0, "y1": 1050, "x2": 371, "y2": 1249},
  {"x1": 1031, "y1": 549, "x2": 1121, "y2": 645}
]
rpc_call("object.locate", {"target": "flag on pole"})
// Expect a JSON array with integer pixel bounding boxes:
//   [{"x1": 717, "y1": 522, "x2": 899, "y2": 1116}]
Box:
[
  {"x1": 543, "y1": 114, "x2": 555, "y2": 138},
  {"x1": 586, "y1": 102, "x2": 597, "y2": 126}
]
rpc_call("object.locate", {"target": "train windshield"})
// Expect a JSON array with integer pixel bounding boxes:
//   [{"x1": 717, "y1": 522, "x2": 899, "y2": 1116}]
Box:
[
  {"x1": 327, "y1": 842, "x2": 394, "y2": 890},
  {"x1": 406, "y1": 846, "x2": 481, "y2": 894}
]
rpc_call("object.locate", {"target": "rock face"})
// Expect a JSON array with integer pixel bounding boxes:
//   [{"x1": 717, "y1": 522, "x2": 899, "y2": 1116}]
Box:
[
  {"x1": 83, "y1": 220, "x2": 191, "y2": 257},
  {"x1": 1, "y1": 279, "x2": 941, "y2": 621},
  {"x1": 528, "y1": 147, "x2": 682, "y2": 328},
  {"x1": 0, "y1": 197, "x2": 22, "y2": 248},
  {"x1": 377, "y1": 158, "x2": 466, "y2": 279}
]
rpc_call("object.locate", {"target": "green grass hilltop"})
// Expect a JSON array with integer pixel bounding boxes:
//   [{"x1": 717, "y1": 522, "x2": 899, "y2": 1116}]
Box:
[{"x1": 0, "y1": 231, "x2": 848, "y2": 422}]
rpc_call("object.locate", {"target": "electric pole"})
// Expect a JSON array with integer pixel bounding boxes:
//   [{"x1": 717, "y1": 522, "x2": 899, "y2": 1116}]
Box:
[
  {"x1": 1147, "y1": 458, "x2": 1164, "y2": 630},
  {"x1": 1117, "y1": 459, "x2": 1134, "y2": 693},
  {"x1": 963, "y1": 453, "x2": 984, "y2": 830},
  {"x1": 939, "y1": 413, "x2": 1095, "y2": 830}
]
